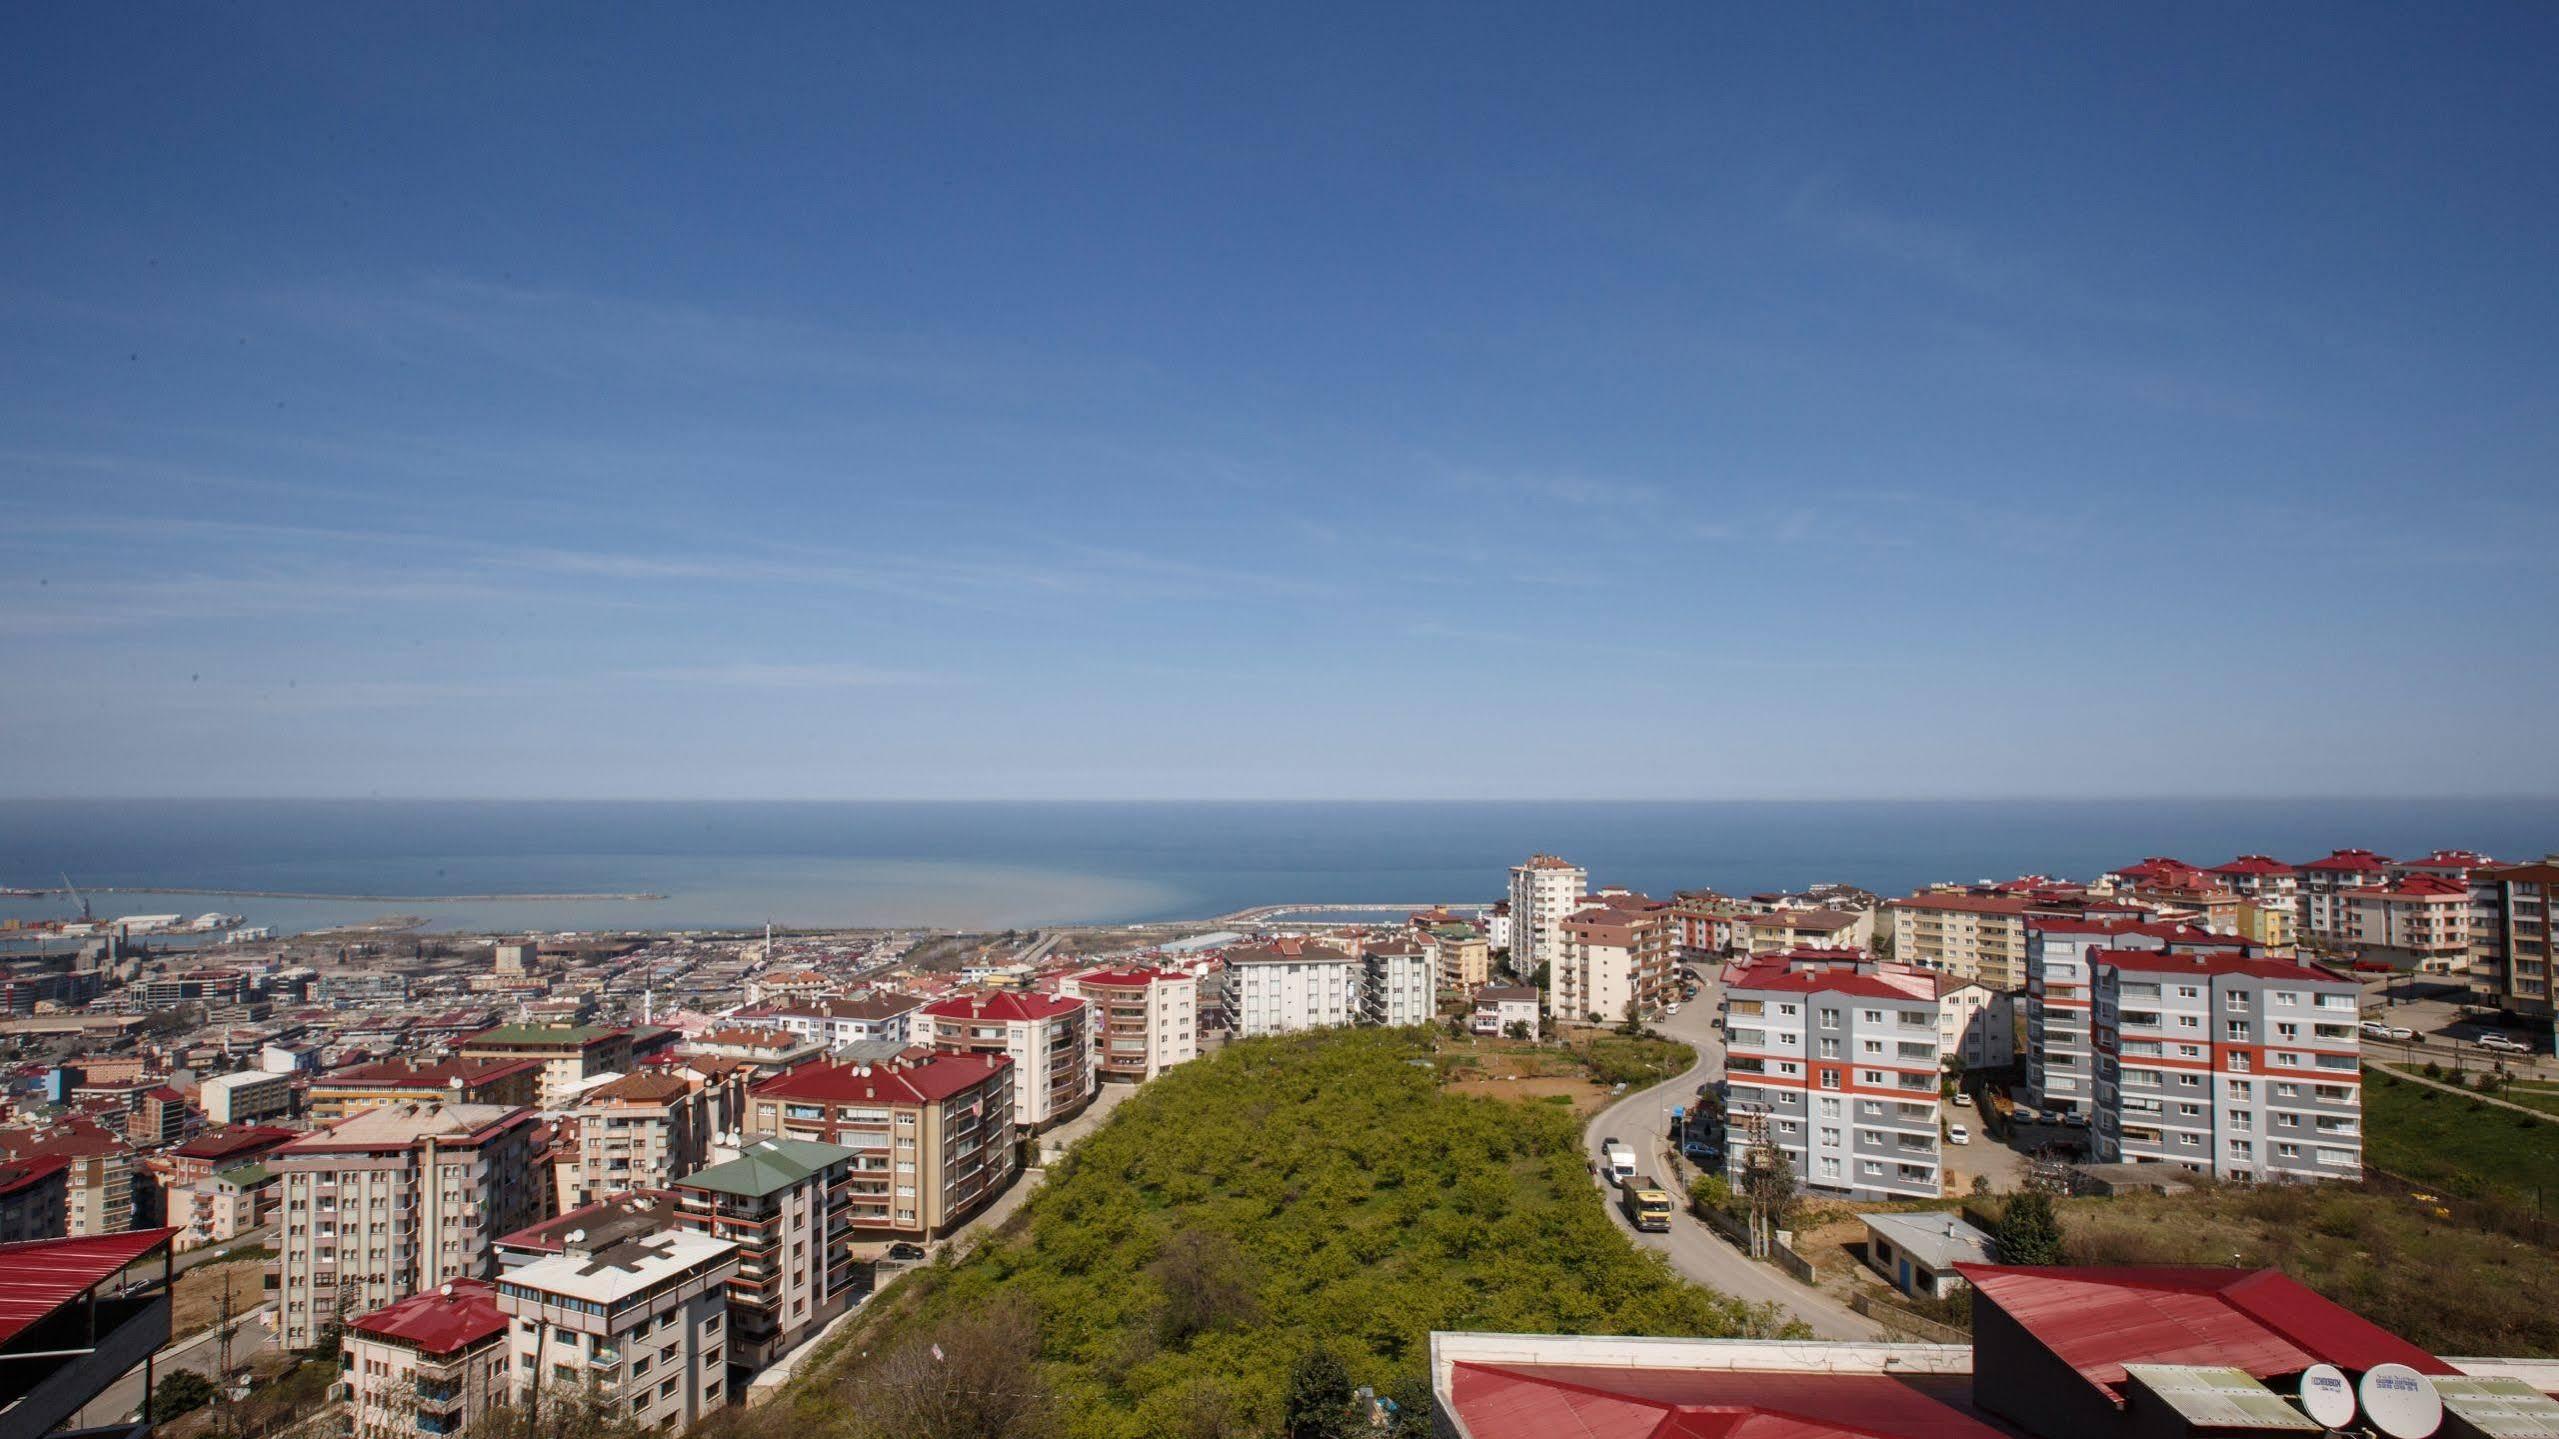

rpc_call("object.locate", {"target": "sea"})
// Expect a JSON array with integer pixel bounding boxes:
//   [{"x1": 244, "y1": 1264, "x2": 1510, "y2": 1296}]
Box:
[{"x1": 1, "y1": 797, "x2": 2554, "y2": 938}]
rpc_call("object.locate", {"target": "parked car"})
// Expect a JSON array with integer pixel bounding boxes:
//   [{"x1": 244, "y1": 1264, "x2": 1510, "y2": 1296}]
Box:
[
  {"x1": 1665, "y1": 1003, "x2": 1681, "y2": 1015},
  {"x1": 2361, "y1": 1020, "x2": 2415, "y2": 1040},
  {"x1": 885, "y1": 1241, "x2": 928, "y2": 1262},
  {"x1": 1951, "y1": 1091, "x2": 1973, "y2": 1108},
  {"x1": 1947, "y1": 1124, "x2": 1972, "y2": 1145},
  {"x1": 2478, "y1": 1034, "x2": 2532, "y2": 1055}
]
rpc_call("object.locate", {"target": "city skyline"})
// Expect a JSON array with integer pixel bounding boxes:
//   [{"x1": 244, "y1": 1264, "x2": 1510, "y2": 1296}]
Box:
[{"x1": 6, "y1": 5, "x2": 2557, "y2": 800}]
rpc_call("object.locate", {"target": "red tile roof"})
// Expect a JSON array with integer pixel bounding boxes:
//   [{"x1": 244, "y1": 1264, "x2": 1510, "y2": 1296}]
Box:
[
  {"x1": 752, "y1": 1052, "x2": 1010, "y2": 1106},
  {"x1": 347, "y1": 1277, "x2": 508, "y2": 1355},
  {"x1": 2209, "y1": 855, "x2": 2298, "y2": 877},
  {"x1": 921, "y1": 991, "x2": 1083, "y2": 1023},
  {"x1": 2302, "y1": 848, "x2": 2391, "y2": 872},
  {"x1": 0, "y1": 1153, "x2": 70, "y2": 1197},
  {"x1": 0, "y1": 1228, "x2": 177, "y2": 1347},
  {"x1": 172, "y1": 1125, "x2": 298, "y2": 1162},
  {"x1": 1886, "y1": 894, "x2": 2033, "y2": 916},
  {"x1": 1959, "y1": 1265, "x2": 2448, "y2": 1397},
  {"x1": 2030, "y1": 918, "x2": 2252, "y2": 947},
  {"x1": 1725, "y1": 960, "x2": 1936, "y2": 1003},
  {"x1": 1068, "y1": 966, "x2": 1185, "y2": 987}
]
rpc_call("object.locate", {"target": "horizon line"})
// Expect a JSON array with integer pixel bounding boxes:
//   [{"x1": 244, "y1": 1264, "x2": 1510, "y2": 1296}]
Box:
[{"x1": 4, "y1": 794, "x2": 2557, "y2": 806}]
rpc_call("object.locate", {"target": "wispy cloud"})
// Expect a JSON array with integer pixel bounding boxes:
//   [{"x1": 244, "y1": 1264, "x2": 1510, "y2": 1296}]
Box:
[{"x1": 621, "y1": 662, "x2": 937, "y2": 689}]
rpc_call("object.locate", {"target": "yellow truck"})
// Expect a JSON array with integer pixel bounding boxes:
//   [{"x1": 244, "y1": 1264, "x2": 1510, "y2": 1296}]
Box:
[{"x1": 1620, "y1": 1175, "x2": 1673, "y2": 1232}]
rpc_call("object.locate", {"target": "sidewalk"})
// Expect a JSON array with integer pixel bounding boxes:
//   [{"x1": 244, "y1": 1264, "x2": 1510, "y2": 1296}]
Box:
[{"x1": 2371, "y1": 1061, "x2": 2559, "y2": 1124}]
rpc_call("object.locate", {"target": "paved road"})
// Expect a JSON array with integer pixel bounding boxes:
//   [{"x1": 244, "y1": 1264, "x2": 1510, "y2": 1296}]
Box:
[
  {"x1": 1583, "y1": 984, "x2": 1884, "y2": 1341},
  {"x1": 72, "y1": 1303, "x2": 277, "y2": 1429}
]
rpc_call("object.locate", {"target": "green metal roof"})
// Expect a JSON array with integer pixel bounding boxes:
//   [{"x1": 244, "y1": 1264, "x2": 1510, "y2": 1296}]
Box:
[
  {"x1": 213, "y1": 1161, "x2": 273, "y2": 1187},
  {"x1": 463, "y1": 1023, "x2": 621, "y2": 1048},
  {"x1": 676, "y1": 1137, "x2": 859, "y2": 1198}
]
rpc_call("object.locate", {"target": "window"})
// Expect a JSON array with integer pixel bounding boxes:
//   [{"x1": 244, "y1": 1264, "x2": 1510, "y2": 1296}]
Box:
[{"x1": 1819, "y1": 1070, "x2": 1839, "y2": 1090}]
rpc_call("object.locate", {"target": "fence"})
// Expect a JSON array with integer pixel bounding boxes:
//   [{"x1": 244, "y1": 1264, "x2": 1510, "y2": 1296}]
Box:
[
  {"x1": 1850, "y1": 1291, "x2": 1970, "y2": 1344},
  {"x1": 1769, "y1": 1240, "x2": 1819, "y2": 1285}
]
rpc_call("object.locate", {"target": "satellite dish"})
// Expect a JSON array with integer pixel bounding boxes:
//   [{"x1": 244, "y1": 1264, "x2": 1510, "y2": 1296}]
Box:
[
  {"x1": 2297, "y1": 1364, "x2": 2355, "y2": 1429},
  {"x1": 2359, "y1": 1364, "x2": 2443, "y2": 1439}
]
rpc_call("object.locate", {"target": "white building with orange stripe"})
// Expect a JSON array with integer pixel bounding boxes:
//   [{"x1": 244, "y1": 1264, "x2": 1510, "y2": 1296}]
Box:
[
  {"x1": 2090, "y1": 948, "x2": 2362, "y2": 1183},
  {"x1": 1718, "y1": 956, "x2": 1943, "y2": 1201}
]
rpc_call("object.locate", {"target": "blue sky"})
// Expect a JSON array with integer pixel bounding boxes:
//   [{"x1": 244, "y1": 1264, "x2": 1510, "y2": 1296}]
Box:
[{"x1": 4, "y1": 5, "x2": 2555, "y2": 800}]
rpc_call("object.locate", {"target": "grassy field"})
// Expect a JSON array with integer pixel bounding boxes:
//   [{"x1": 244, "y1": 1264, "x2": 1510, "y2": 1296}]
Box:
[
  {"x1": 168, "y1": 1250, "x2": 274, "y2": 1339},
  {"x1": 1564, "y1": 1030, "x2": 1698, "y2": 1088},
  {"x1": 777, "y1": 1028, "x2": 1778, "y2": 1439},
  {"x1": 2035, "y1": 1183, "x2": 2559, "y2": 1357},
  {"x1": 2362, "y1": 1066, "x2": 2559, "y2": 1201}
]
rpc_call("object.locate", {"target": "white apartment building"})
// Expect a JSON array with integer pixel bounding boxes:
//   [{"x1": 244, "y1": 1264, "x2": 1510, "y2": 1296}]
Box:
[
  {"x1": 741, "y1": 992, "x2": 925, "y2": 1050},
  {"x1": 199, "y1": 1069, "x2": 293, "y2": 1126},
  {"x1": 1469, "y1": 985, "x2": 1542, "y2": 1040},
  {"x1": 496, "y1": 1229, "x2": 738, "y2": 1431},
  {"x1": 271, "y1": 1102, "x2": 544, "y2": 1351},
  {"x1": 1507, "y1": 855, "x2": 1587, "y2": 978},
  {"x1": 1553, "y1": 892, "x2": 1672, "y2": 1026},
  {"x1": 1361, "y1": 937, "x2": 1438, "y2": 1027},
  {"x1": 2090, "y1": 949, "x2": 2363, "y2": 1183},
  {"x1": 1224, "y1": 944, "x2": 1360, "y2": 1037},
  {"x1": 2025, "y1": 919, "x2": 2267, "y2": 1119},
  {"x1": 1058, "y1": 967, "x2": 1199, "y2": 1083},
  {"x1": 1719, "y1": 957, "x2": 1943, "y2": 1201},
  {"x1": 922, "y1": 990, "x2": 1093, "y2": 1129}
]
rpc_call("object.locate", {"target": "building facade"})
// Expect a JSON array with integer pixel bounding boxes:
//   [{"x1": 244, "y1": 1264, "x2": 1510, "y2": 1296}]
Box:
[
  {"x1": 1360, "y1": 937, "x2": 1438, "y2": 1028},
  {"x1": 2484, "y1": 857, "x2": 2559, "y2": 1036},
  {"x1": 2296, "y1": 848, "x2": 2392, "y2": 947},
  {"x1": 1553, "y1": 893, "x2": 1673, "y2": 1026},
  {"x1": 573, "y1": 1072, "x2": 706, "y2": 1205},
  {"x1": 1507, "y1": 854, "x2": 1587, "y2": 978},
  {"x1": 496, "y1": 1230, "x2": 738, "y2": 1432},
  {"x1": 271, "y1": 1102, "x2": 543, "y2": 1351},
  {"x1": 1057, "y1": 967, "x2": 1199, "y2": 1083},
  {"x1": 1886, "y1": 894, "x2": 2033, "y2": 989},
  {"x1": 456, "y1": 1025, "x2": 636, "y2": 1110},
  {"x1": 2025, "y1": 920, "x2": 2266, "y2": 1119},
  {"x1": 672, "y1": 1137, "x2": 858, "y2": 1381},
  {"x1": 1224, "y1": 944, "x2": 1360, "y2": 1036},
  {"x1": 200, "y1": 1069, "x2": 294, "y2": 1126},
  {"x1": 2090, "y1": 949, "x2": 2362, "y2": 1182},
  {"x1": 921, "y1": 991, "x2": 1093, "y2": 1129},
  {"x1": 745, "y1": 1053, "x2": 1015, "y2": 1239},
  {"x1": 343, "y1": 1278, "x2": 512, "y2": 1439},
  {"x1": 1719, "y1": 957, "x2": 1943, "y2": 1201}
]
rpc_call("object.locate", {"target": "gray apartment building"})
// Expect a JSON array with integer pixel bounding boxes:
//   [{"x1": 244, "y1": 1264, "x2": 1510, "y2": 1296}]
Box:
[
  {"x1": 1719, "y1": 957, "x2": 1943, "y2": 1201},
  {"x1": 2090, "y1": 948, "x2": 2363, "y2": 1183},
  {"x1": 2026, "y1": 919, "x2": 2270, "y2": 1119}
]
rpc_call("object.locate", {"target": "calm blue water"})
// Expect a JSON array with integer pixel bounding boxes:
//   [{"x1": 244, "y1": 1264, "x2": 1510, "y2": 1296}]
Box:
[{"x1": 0, "y1": 798, "x2": 2552, "y2": 935}]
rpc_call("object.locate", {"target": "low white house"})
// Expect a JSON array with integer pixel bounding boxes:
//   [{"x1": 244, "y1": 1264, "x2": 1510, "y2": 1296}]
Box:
[
  {"x1": 1470, "y1": 985, "x2": 1542, "y2": 1040},
  {"x1": 1861, "y1": 1209, "x2": 1997, "y2": 1300}
]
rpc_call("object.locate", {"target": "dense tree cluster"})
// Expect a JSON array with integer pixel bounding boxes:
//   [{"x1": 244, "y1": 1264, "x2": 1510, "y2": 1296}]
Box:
[{"x1": 792, "y1": 1028, "x2": 1782, "y2": 1439}]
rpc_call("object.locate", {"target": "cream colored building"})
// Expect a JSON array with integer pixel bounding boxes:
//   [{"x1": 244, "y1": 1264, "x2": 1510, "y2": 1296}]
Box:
[
  {"x1": 496, "y1": 1229, "x2": 738, "y2": 1431},
  {"x1": 200, "y1": 1069, "x2": 293, "y2": 1126},
  {"x1": 1884, "y1": 894, "x2": 2033, "y2": 989},
  {"x1": 921, "y1": 990, "x2": 1093, "y2": 1129},
  {"x1": 271, "y1": 1102, "x2": 543, "y2": 1351},
  {"x1": 573, "y1": 1071, "x2": 706, "y2": 1205},
  {"x1": 1554, "y1": 893, "x2": 1673, "y2": 1025},
  {"x1": 1058, "y1": 967, "x2": 1199, "y2": 1082}
]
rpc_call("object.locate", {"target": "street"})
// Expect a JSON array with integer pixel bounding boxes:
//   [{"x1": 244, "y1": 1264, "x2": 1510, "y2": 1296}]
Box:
[
  {"x1": 71, "y1": 1304, "x2": 277, "y2": 1430},
  {"x1": 1583, "y1": 983, "x2": 1885, "y2": 1341}
]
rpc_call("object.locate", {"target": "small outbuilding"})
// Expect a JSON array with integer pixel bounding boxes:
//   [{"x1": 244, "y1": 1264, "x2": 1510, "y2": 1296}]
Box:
[{"x1": 1862, "y1": 1210, "x2": 1997, "y2": 1300}]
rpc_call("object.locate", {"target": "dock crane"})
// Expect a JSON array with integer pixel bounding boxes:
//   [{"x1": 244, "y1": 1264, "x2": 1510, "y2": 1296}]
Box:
[{"x1": 59, "y1": 872, "x2": 90, "y2": 924}]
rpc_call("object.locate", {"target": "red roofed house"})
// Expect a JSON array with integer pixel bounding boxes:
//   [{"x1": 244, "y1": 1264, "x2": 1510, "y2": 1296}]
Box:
[
  {"x1": 1721, "y1": 956, "x2": 1945, "y2": 1201},
  {"x1": 1058, "y1": 967, "x2": 1200, "y2": 1083},
  {"x1": 2391, "y1": 850, "x2": 2506, "y2": 977},
  {"x1": 343, "y1": 1277, "x2": 511, "y2": 1439},
  {"x1": 922, "y1": 990, "x2": 1093, "y2": 1130},
  {"x1": 2090, "y1": 948, "x2": 2362, "y2": 1182},
  {"x1": 2342, "y1": 874, "x2": 2474, "y2": 973},
  {"x1": 1430, "y1": 1263, "x2": 2530, "y2": 1439},
  {"x1": 747, "y1": 1052, "x2": 1015, "y2": 1238}
]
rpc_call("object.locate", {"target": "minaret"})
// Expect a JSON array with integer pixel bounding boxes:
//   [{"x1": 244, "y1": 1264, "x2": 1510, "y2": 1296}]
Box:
[{"x1": 763, "y1": 921, "x2": 773, "y2": 965}]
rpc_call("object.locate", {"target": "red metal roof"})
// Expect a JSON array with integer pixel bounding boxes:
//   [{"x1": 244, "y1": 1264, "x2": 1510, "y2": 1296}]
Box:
[
  {"x1": 921, "y1": 990, "x2": 1083, "y2": 1022},
  {"x1": 752, "y1": 1051, "x2": 1010, "y2": 1106},
  {"x1": 1448, "y1": 1364, "x2": 2014, "y2": 1439},
  {"x1": 2090, "y1": 948, "x2": 2343, "y2": 983},
  {"x1": 1958, "y1": 1265, "x2": 2449, "y2": 1397},
  {"x1": 0, "y1": 1228, "x2": 177, "y2": 1348},
  {"x1": 347, "y1": 1277, "x2": 507, "y2": 1354},
  {"x1": 1068, "y1": 966, "x2": 1185, "y2": 987}
]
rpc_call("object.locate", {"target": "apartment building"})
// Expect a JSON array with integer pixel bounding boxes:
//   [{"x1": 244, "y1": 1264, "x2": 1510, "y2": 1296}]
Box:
[
  {"x1": 1415, "y1": 919, "x2": 1491, "y2": 990},
  {"x1": 2394, "y1": 849, "x2": 2504, "y2": 977},
  {"x1": 1553, "y1": 892, "x2": 1673, "y2": 1026},
  {"x1": 2484, "y1": 857, "x2": 2559, "y2": 1033},
  {"x1": 741, "y1": 992, "x2": 924, "y2": 1050},
  {"x1": 495, "y1": 1229, "x2": 738, "y2": 1430},
  {"x1": 921, "y1": 990, "x2": 1092, "y2": 1129},
  {"x1": 2297, "y1": 849, "x2": 2392, "y2": 946},
  {"x1": 1507, "y1": 854, "x2": 1587, "y2": 976},
  {"x1": 1885, "y1": 893, "x2": 2033, "y2": 989},
  {"x1": 672, "y1": 1137, "x2": 858, "y2": 1379},
  {"x1": 343, "y1": 1278, "x2": 512, "y2": 1439},
  {"x1": 0, "y1": 1119, "x2": 135, "y2": 1236},
  {"x1": 1719, "y1": 957, "x2": 1943, "y2": 1201},
  {"x1": 200, "y1": 1069, "x2": 294, "y2": 1126},
  {"x1": 1933, "y1": 977, "x2": 2013, "y2": 1069},
  {"x1": 2090, "y1": 949, "x2": 2362, "y2": 1183},
  {"x1": 2206, "y1": 854, "x2": 2300, "y2": 912},
  {"x1": 271, "y1": 1102, "x2": 544, "y2": 1351},
  {"x1": 1224, "y1": 943, "x2": 1360, "y2": 1036},
  {"x1": 745, "y1": 1052, "x2": 1015, "y2": 1239},
  {"x1": 1058, "y1": 967, "x2": 1199, "y2": 1083},
  {"x1": 2025, "y1": 920, "x2": 2267, "y2": 1119},
  {"x1": 0, "y1": 1154, "x2": 70, "y2": 1244},
  {"x1": 1361, "y1": 937, "x2": 1438, "y2": 1028},
  {"x1": 311, "y1": 1057, "x2": 547, "y2": 1123},
  {"x1": 573, "y1": 1072, "x2": 706, "y2": 1205},
  {"x1": 457, "y1": 1024, "x2": 636, "y2": 1110},
  {"x1": 2339, "y1": 874, "x2": 2472, "y2": 972},
  {"x1": 1670, "y1": 890, "x2": 1746, "y2": 954},
  {"x1": 1732, "y1": 909, "x2": 1869, "y2": 957}
]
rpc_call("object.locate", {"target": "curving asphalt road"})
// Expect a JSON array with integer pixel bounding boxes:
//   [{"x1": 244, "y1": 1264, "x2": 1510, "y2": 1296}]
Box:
[{"x1": 1582, "y1": 980, "x2": 1884, "y2": 1341}]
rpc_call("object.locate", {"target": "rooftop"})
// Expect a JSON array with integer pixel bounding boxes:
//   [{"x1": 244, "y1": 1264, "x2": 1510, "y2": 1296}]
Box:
[
  {"x1": 0, "y1": 1228, "x2": 177, "y2": 1348},
  {"x1": 503, "y1": 1228, "x2": 737, "y2": 1306},
  {"x1": 677, "y1": 1137, "x2": 860, "y2": 1199},
  {"x1": 348, "y1": 1278, "x2": 507, "y2": 1355},
  {"x1": 921, "y1": 990, "x2": 1084, "y2": 1023},
  {"x1": 281, "y1": 1101, "x2": 530, "y2": 1154},
  {"x1": 752, "y1": 1051, "x2": 1010, "y2": 1106},
  {"x1": 460, "y1": 1022, "x2": 627, "y2": 1049},
  {"x1": 498, "y1": 1190, "x2": 676, "y2": 1255}
]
